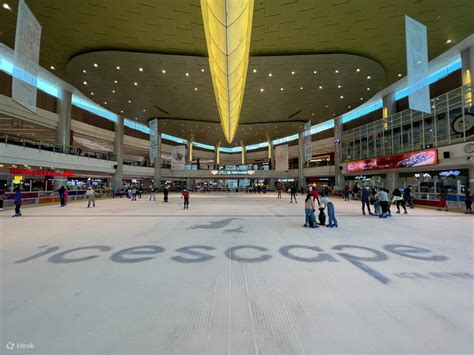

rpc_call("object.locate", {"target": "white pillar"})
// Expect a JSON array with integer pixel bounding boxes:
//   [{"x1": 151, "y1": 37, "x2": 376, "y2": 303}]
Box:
[
  {"x1": 382, "y1": 93, "x2": 396, "y2": 118},
  {"x1": 469, "y1": 165, "x2": 474, "y2": 193},
  {"x1": 113, "y1": 115, "x2": 124, "y2": 191},
  {"x1": 298, "y1": 132, "x2": 305, "y2": 188},
  {"x1": 152, "y1": 134, "x2": 162, "y2": 189},
  {"x1": 461, "y1": 46, "x2": 474, "y2": 85},
  {"x1": 55, "y1": 89, "x2": 72, "y2": 152},
  {"x1": 386, "y1": 171, "x2": 398, "y2": 192},
  {"x1": 334, "y1": 117, "x2": 344, "y2": 191}
]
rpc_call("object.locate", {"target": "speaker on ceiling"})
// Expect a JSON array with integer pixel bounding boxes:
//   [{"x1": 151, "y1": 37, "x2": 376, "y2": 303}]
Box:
[{"x1": 443, "y1": 151, "x2": 450, "y2": 159}]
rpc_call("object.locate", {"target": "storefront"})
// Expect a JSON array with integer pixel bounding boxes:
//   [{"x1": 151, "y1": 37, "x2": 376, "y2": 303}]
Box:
[{"x1": 306, "y1": 177, "x2": 335, "y2": 190}]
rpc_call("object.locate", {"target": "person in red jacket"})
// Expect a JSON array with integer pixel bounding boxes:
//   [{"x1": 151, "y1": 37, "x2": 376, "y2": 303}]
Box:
[
  {"x1": 181, "y1": 189, "x2": 190, "y2": 209},
  {"x1": 311, "y1": 186, "x2": 320, "y2": 205}
]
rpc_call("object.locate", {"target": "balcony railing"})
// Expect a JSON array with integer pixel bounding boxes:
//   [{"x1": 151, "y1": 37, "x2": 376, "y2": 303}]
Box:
[{"x1": 341, "y1": 83, "x2": 473, "y2": 161}]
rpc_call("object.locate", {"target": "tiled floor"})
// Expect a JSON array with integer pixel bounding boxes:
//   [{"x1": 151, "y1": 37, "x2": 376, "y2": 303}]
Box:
[{"x1": 1, "y1": 193, "x2": 473, "y2": 354}]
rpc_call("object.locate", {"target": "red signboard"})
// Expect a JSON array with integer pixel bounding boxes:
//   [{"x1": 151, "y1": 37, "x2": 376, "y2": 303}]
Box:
[
  {"x1": 346, "y1": 149, "x2": 438, "y2": 173},
  {"x1": 9, "y1": 168, "x2": 75, "y2": 177}
]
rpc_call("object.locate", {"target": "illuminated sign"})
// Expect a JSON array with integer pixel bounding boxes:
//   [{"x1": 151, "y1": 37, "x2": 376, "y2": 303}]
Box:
[
  {"x1": 439, "y1": 170, "x2": 461, "y2": 177},
  {"x1": 346, "y1": 149, "x2": 438, "y2": 173},
  {"x1": 211, "y1": 170, "x2": 255, "y2": 176},
  {"x1": 9, "y1": 168, "x2": 74, "y2": 177}
]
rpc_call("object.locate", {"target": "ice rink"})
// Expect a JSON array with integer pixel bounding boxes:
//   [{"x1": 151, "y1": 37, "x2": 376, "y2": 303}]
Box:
[{"x1": 1, "y1": 192, "x2": 473, "y2": 354}]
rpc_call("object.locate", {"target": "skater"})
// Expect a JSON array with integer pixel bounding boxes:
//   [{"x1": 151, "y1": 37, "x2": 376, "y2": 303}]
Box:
[
  {"x1": 58, "y1": 186, "x2": 66, "y2": 207},
  {"x1": 392, "y1": 188, "x2": 407, "y2": 214},
  {"x1": 376, "y1": 188, "x2": 390, "y2": 218},
  {"x1": 320, "y1": 193, "x2": 338, "y2": 227},
  {"x1": 131, "y1": 186, "x2": 137, "y2": 201},
  {"x1": 304, "y1": 192, "x2": 317, "y2": 228},
  {"x1": 361, "y1": 186, "x2": 373, "y2": 215},
  {"x1": 12, "y1": 186, "x2": 22, "y2": 217},
  {"x1": 163, "y1": 186, "x2": 169, "y2": 202},
  {"x1": 464, "y1": 190, "x2": 472, "y2": 213},
  {"x1": 277, "y1": 184, "x2": 282, "y2": 199},
  {"x1": 86, "y1": 186, "x2": 95, "y2": 208},
  {"x1": 182, "y1": 188, "x2": 190, "y2": 209},
  {"x1": 343, "y1": 184, "x2": 350, "y2": 201},
  {"x1": 437, "y1": 190, "x2": 448, "y2": 211},
  {"x1": 404, "y1": 185, "x2": 414, "y2": 208},
  {"x1": 311, "y1": 186, "x2": 320, "y2": 205},
  {"x1": 0, "y1": 187, "x2": 5, "y2": 211},
  {"x1": 290, "y1": 185, "x2": 298, "y2": 203},
  {"x1": 149, "y1": 184, "x2": 156, "y2": 201}
]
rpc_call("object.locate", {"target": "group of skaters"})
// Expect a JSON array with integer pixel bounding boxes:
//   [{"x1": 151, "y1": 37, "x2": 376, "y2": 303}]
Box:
[
  {"x1": 303, "y1": 187, "x2": 338, "y2": 228},
  {"x1": 145, "y1": 184, "x2": 190, "y2": 209}
]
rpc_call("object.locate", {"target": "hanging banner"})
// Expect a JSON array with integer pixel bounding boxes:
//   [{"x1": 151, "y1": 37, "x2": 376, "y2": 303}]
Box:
[
  {"x1": 12, "y1": 0, "x2": 42, "y2": 113},
  {"x1": 149, "y1": 118, "x2": 158, "y2": 160},
  {"x1": 304, "y1": 121, "x2": 312, "y2": 162},
  {"x1": 405, "y1": 15, "x2": 431, "y2": 114},
  {"x1": 275, "y1": 144, "x2": 289, "y2": 172},
  {"x1": 171, "y1": 145, "x2": 186, "y2": 170}
]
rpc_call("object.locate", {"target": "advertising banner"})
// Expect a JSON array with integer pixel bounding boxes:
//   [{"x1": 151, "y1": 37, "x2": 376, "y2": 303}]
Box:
[
  {"x1": 171, "y1": 145, "x2": 186, "y2": 170},
  {"x1": 346, "y1": 149, "x2": 438, "y2": 173},
  {"x1": 12, "y1": 0, "x2": 42, "y2": 113},
  {"x1": 405, "y1": 16, "x2": 431, "y2": 114},
  {"x1": 275, "y1": 144, "x2": 289, "y2": 172},
  {"x1": 304, "y1": 121, "x2": 312, "y2": 162},
  {"x1": 149, "y1": 118, "x2": 158, "y2": 160}
]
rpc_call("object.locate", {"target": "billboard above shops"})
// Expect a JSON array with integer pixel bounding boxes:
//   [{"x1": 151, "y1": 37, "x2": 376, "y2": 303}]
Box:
[
  {"x1": 346, "y1": 149, "x2": 438, "y2": 173},
  {"x1": 9, "y1": 168, "x2": 74, "y2": 177}
]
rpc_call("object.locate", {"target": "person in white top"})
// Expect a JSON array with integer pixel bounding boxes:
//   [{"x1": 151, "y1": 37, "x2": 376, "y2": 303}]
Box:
[
  {"x1": 319, "y1": 193, "x2": 338, "y2": 228},
  {"x1": 149, "y1": 184, "x2": 156, "y2": 201},
  {"x1": 85, "y1": 187, "x2": 95, "y2": 208},
  {"x1": 376, "y1": 188, "x2": 390, "y2": 218}
]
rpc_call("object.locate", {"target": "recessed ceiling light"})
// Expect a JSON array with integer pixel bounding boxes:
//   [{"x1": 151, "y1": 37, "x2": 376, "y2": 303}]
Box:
[
  {"x1": 139, "y1": 67, "x2": 143, "y2": 72},
  {"x1": 356, "y1": 68, "x2": 360, "y2": 72},
  {"x1": 90, "y1": 92, "x2": 94, "y2": 95},
  {"x1": 291, "y1": 71, "x2": 295, "y2": 75},
  {"x1": 333, "y1": 113, "x2": 336, "y2": 117},
  {"x1": 93, "y1": 63, "x2": 98, "y2": 68},
  {"x1": 398, "y1": 73, "x2": 402, "y2": 77},
  {"x1": 253, "y1": 69, "x2": 257, "y2": 73},
  {"x1": 128, "y1": 100, "x2": 131, "y2": 103},
  {"x1": 367, "y1": 75, "x2": 371, "y2": 79},
  {"x1": 104, "y1": 101, "x2": 107, "y2": 105},
  {"x1": 135, "y1": 117, "x2": 138, "y2": 120},
  {"x1": 268, "y1": 73, "x2": 272, "y2": 77},
  {"x1": 340, "y1": 95, "x2": 344, "y2": 99},
  {"x1": 162, "y1": 69, "x2": 166, "y2": 74},
  {"x1": 280, "y1": 87, "x2": 284, "y2": 91},
  {"x1": 300, "y1": 87, "x2": 303, "y2": 90},
  {"x1": 82, "y1": 69, "x2": 86, "y2": 73},
  {"x1": 116, "y1": 66, "x2": 120, "y2": 70},
  {"x1": 313, "y1": 70, "x2": 317, "y2": 74},
  {"x1": 120, "y1": 110, "x2": 124, "y2": 113},
  {"x1": 114, "y1": 80, "x2": 118, "y2": 84},
  {"x1": 367, "y1": 87, "x2": 371, "y2": 91},
  {"x1": 83, "y1": 81, "x2": 87, "y2": 85},
  {"x1": 318, "y1": 85, "x2": 323, "y2": 89},
  {"x1": 50, "y1": 66, "x2": 55, "y2": 70},
  {"x1": 337, "y1": 85, "x2": 341, "y2": 88},
  {"x1": 260, "y1": 88, "x2": 264, "y2": 92},
  {"x1": 348, "y1": 105, "x2": 351, "y2": 109},
  {"x1": 201, "y1": 68, "x2": 205, "y2": 72},
  {"x1": 360, "y1": 97, "x2": 364, "y2": 100},
  {"x1": 335, "y1": 70, "x2": 339, "y2": 73},
  {"x1": 311, "y1": 113, "x2": 315, "y2": 116},
  {"x1": 134, "y1": 82, "x2": 138, "y2": 86},
  {"x1": 112, "y1": 90, "x2": 115, "y2": 93},
  {"x1": 194, "y1": 87, "x2": 198, "y2": 91},
  {"x1": 185, "y1": 73, "x2": 189, "y2": 77},
  {"x1": 3, "y1": 3, "x2": 12, "y2": 11},
  {"x1": 325, "y1": 105, "x2": 329, "y2": 108},
  {"x1": 446, "y1": 39, "x2": 452, "y2": 44},
  {"x1": 143, "y1": 109, "x2": 146, "y2": 112}
]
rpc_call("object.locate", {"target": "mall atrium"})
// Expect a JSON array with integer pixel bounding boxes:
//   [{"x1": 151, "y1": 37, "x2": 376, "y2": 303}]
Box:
[{"x1": 0, "y1": 1, "x2": 473, "y2": 354}]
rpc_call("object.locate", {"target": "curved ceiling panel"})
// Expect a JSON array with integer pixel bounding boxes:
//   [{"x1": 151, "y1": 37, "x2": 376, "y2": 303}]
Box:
[{"x1": 67, "y1": 51, "x2": 384, "y2": 146}]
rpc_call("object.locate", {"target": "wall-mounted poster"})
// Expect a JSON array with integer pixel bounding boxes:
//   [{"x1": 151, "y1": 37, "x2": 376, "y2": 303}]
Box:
[
  {"x1": 275, "y1": 144, "x2": 289, "y2": 171},
  {"x1": 171, "y1": 145, "x2": 186, "y2": 170},
  {"x1": 346, "y1": 149, "x2": 438, "y2": 173},
  {"x1": 149, "y1": 118, "x2": 158, "y2": 160}
]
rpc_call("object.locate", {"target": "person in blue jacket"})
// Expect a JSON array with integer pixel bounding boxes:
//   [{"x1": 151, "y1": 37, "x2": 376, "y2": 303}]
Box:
[
  {"x1": 58, "y1": 186, "x2": 66, "y2": 207},
  {"x1": 13, "y1": 186, "x2": 22, "y2": 217}
]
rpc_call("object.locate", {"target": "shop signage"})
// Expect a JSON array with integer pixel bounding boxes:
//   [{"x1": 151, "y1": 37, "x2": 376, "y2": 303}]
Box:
[
  {"x1": 346, "y1": 149, "x2": 438, "y2": 173},
  {"x1": 211, "y1": 170, "x2": 255, "y2": 176},
  {"x1": 9, "y1": 168, "x2": 74, "y2": 177},
  {"x1": 439, "y1": 170, "x2": 461, "y2": 177}
]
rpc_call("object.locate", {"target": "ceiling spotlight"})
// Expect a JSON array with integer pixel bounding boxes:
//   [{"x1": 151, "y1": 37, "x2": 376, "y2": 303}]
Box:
[
  {"x1": 50, "y1": 66, "x2": 55, "y2": 70},
  {"x1": 139, "y1": 67, "x2": 143, "y2": 72},
  {"x1": 104, "y1": 101, "x2": 107, "y2": 105},
  {"x1": 367, "y1": 75, "x2": 371, "y2": 79},
  {"x1": 162, "y1": 69, "x2": 166, "y2": 74},
  {"x1": 333, "y1": 113, "x2": 336, "y2": 117},
  {"x1": 143, "y1": 109, "x2": 146, "y2": 112},
  {"x1": 112, "y1": 90, "x2": 115, "y2": 93},
  {"x1": 313, "y1": 70, "x2": 317, "y2": 74},
  {"x1": 280, "y1": 87, "x2": 284, "y2": 91},
  {"x1": 185, "y1": 73, "x2": 190, "y2": 77},
  {"x1": 253, "y1": 69, "x2": 257, "y2": 73},
  {"x1": 337, "y1": 85, "x2": 341, "y2": 88},
  {"x1": 360, "y1": 97, "x2": 364, "y2": 100},
  {"x1": 291, "y1": 71, "x2": 295, "y2": 75},
  {"x1": 300, "y1": 87, "x2": 303, "y2": 90},
  {"x1": 93, "y1": 63, "x2": 98, "y2": 68},
  {"x1": 82, "y1": 69, "x2": 86, "y2": 73},
  {"x1": 318, "y1": 85, "x2": 323, "y2": 89},
  {"x1": 398, "y1": 73, "x2": 402, "y2": 77},
  {"x1": 367, "y1": 87, "x2": 371, "y2": 91},
  {"x1": 311, "y1": 113, "x2": 315, "y2": 116},
  {"x1": 128, "y1": 100, "x2": 131, "y2": 103},
  {"x1": 114, "y1": 80, "x2": 118, "y2": 83},
  {"x1": 348, "y1": 105, "x2": 351, "y2": 109},
  {"x1": 201, "y1": 68, "x2": 205, "y2": 72},
  {"x1": 116, "y1": 66, "x2": 120, "y2": 70},
  {"x1": 340, "y1": 95, "x2": 344, "y2": 99},
  {"x1": 120, "y1": 110, "x2": 124, "y2": 113},
  {"x1": 335, "y1": 69, "x2": 339, "y2": 73},
  {"x1": 194, "y1": 87, "x2": 198, "y2": 91},
  {"x1": 3, "y1": 3, "x2": 12, "y2": 10},
  {"x1": 90, "y1": 92, "x2": 94, "y2": 95},
  {"x1": 134, "y1": 82, "x2": 138, "y2": 86},
  {"x1": 260, "y1": 88, "x2": 264, "y2": 92},
  {"x1": 446, "y1": 39, "x2": 452, "y2": 44},
  {"x1": 356, "y1": 68, "x2": 360, "y2": 72},
  {"x1": 83, "y1": 81, "x2": 87, "y2": 85},
  {"x1": 268, "y1": 73, "x2": 272, "y2": 77},
  {"x1": 325, "y1": 105, "x2": 329, "y2": 108}
]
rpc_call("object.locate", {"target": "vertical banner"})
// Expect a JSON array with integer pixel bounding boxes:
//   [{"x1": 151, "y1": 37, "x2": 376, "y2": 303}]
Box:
[
  {"x1": 275, "y1": 144, "x2": 289, "y2": 172},
  {"x1": 12, "y1": 0, "x2": 42, "y2": 113},
  {"x1": 149, "y1": 118, "x2": 158, "y2": 160},
  {"x1": 171, "y1": 145, "x2": 186, "y2": 170},
  {"x1": 405, "y1": 15, "x2": 431, "y2": 114},
  {"x1": 304, "y1": 121, "x2": 312, "y2": 162}
]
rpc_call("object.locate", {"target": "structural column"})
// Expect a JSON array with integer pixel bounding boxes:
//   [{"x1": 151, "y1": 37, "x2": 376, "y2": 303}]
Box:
[
  {"x1": 382, "y1": 93, "x2": 396, "y2": 119},
  {"x1": 214, "y1": 143, "x2": 220, "y2": 168},
  {"x1": 469, "y1": 165, "x2": 474, "y2": 193},
  {"x1": 113, "y1": 115, "x2": 124, "y2": 191},
  {"x1": 385, "y1": 171, "x2": 398, "y2": 192},
  {"x1": 241, "y1": 142, "x2": 246, "y2": 165},
  {"x1": 461, "y1": 46, "x2": 474, "y2": 85},
  {"x1": 55, "y1": 88, "x2": 72, "y2": 152},
  {"x1": 334, "y1": 117, "x2": 344, "y2": 191},
  {"x1": 298, "y1": 132, "x2": 305, "y2": 189}
]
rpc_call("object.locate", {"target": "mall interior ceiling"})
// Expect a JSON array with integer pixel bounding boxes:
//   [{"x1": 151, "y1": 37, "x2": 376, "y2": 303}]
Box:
[{"x1": 1, "y1": 0, "x2": 473, "y2": 146}]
